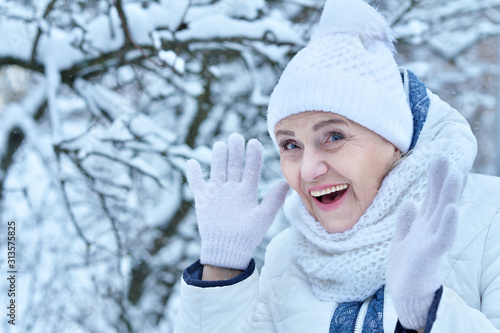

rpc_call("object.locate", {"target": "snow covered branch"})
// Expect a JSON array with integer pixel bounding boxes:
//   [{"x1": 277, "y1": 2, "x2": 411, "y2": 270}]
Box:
[{"x1": 1, "y1": 0, "x2": 499, "y2": 332}]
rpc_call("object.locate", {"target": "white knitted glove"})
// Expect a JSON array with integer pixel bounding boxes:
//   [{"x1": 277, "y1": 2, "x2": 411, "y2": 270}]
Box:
[
  {"x1": 186, "y1": 133, "x2": 289, "y2": 270},
  {"x1": 386, "y1": 158, "x2": 461, "y2": 329}
]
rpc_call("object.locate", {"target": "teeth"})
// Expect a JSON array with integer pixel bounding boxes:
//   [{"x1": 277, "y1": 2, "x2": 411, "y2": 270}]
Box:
[{"x1": 310, "y1": 184, "x2": 348, "y2": 197}]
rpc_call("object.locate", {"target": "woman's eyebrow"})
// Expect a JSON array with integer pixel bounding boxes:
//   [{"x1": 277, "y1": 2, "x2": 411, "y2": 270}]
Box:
[
  {"x1": 313, "y1": 119, "x2": 347, "y2": 131},
  {"x1": 275, "y1": 129, "x2": 295, "y2": 137}
]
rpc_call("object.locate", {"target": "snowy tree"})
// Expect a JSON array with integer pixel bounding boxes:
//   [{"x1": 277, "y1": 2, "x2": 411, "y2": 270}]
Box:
[
  {"x1": 0, "y1": 0, "x2": 308, "y2": 332},
  {"x1": 0, "y1": 0, "x2": 499, "y2": 332},
  {"x1": 386, "y1": 0, "x2": 500, "y2": 175}
]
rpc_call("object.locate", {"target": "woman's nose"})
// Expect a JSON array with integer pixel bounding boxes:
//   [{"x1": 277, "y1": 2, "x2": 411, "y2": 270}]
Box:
[{"x1": 301, "y1": 150, "x2": 328, "y2": 182}]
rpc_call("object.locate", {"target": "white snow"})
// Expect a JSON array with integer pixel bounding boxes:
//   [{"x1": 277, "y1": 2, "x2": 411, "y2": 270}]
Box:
[
  {"x1": 177, "y1": 13, "x2": 302, "y2": 45},
  {"x1": 44, "y1": 61, "x2": 62, "y2": 143},
  {"x1": 393, "y1": 19, "x2": 429, "y2": 44},
  {"x1": 85, "y1": 12, "x2": 125, "y2": 53},
  {"x1": 74, "y1": 78, "x2": 135, "y2": 119},
  {"x1": 158, "y1": 50, "x2": 186, "y2": 74},
  {"x1": 0, "y1": 17, "x2": 37, "y2": 60},
  {"x1": 217, "y1": 0, "x2": 265, "y2": 20},
  {"x1": 37, "y1": 27, "x2": 85, "y2": 70}
]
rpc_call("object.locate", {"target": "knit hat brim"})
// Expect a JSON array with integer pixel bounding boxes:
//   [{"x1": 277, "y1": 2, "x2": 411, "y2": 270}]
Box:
[
  {"x1": 268, "y1": 69, "x2": 412, "y2": 152},
  {"x1": 266, "y1": 0, "x2": 413, "y2": 153}
]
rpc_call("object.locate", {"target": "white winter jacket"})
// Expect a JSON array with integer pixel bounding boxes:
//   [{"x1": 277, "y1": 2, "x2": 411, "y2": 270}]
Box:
[
  {"x1": 175, "y1": 80, "x2": 500, "y2": 332},
  {"x1": 175, "y1": 171, "x2": 500, "y2": 332}
]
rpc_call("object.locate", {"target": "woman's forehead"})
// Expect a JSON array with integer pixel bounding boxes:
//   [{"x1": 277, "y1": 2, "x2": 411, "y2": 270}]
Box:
[{"x1": 275, "y1": 111, "x2": 351, "y2": 131}]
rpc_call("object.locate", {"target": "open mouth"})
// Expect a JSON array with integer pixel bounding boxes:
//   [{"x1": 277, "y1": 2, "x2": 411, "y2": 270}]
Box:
[{"x1": 310, "y1": 184, "x2": 349, "y2": 205}]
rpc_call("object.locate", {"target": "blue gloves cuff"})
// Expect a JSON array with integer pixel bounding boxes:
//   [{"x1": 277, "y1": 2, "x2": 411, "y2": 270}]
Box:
[{"x1": 183, "y1": 258, "x2": 256, "y2": 288}]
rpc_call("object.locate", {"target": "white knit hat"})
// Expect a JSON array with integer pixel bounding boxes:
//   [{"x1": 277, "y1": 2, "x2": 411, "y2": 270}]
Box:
[{"x1": 267, "y1": 0, "x2": 413, "y2": 152}]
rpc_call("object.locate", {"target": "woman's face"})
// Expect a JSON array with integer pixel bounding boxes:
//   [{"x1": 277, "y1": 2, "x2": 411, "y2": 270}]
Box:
[{"x1": 275, "y1": 111, "x2": 400, "y2": 233}]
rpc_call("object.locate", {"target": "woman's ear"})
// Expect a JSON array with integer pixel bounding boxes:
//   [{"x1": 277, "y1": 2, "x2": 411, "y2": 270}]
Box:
[{"x1": 387, "y1": 147, "x2": 404, "y2": 174}]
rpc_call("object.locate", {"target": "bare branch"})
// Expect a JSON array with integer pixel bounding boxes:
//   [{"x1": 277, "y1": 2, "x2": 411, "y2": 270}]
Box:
[
  {"x1": 391, "y1": 0, "x2": 422, "y2": 26},
  {"x1": 31, "y1": 0, "x2": 59, "y2": 62},
  {"x1": 111, "y1": 0, "x2": 176, "y2": 73},
  {"x1": 84, "y1": 151, "x2": 164, "y2": 189},
  {"x1": 59, "y1": 178, "x2": 93, "y2": 249}
]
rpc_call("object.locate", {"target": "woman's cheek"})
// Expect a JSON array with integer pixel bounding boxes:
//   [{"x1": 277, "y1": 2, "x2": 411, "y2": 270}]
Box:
[{"x1": 280, "y1": 158, "x2": 301, "y2": 193}]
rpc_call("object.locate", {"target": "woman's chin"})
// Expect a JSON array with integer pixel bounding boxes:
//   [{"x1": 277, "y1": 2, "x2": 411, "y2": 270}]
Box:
[
  {"x1": 304, "y1": 190, "x2": 359, "y2": 233},
  {"x1": 321, "y1": 219, "x2": 357, "y2": 233}
]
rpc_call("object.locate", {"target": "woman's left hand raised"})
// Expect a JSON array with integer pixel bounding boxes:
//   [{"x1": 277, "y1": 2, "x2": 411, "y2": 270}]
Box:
[
  {"x1": 386, "y1": 158, "x2": 462, "y2": 330},
  {"x1": 186, "y1": 133, "x2": 289, "y2": 271}
]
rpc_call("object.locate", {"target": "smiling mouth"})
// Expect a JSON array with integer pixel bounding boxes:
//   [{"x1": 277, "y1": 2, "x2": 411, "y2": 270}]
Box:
[{"x1": 310, "y1": 184, "x2": 349, "y2": 204}]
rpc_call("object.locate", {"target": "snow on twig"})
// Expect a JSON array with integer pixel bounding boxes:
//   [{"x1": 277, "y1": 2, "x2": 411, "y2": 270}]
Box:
[{"x1": 44, "y1": 61, "x2": 62, "y2": 143}]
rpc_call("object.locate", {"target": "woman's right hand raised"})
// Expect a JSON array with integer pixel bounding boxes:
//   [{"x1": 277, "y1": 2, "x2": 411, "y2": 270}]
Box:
[{"x1": 186, "y1": 133, "x2": 289, "y2": 271}]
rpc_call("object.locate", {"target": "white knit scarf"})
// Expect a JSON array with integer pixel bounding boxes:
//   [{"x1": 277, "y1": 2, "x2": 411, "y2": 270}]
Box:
[{"x1": 283, "y1": 92, "x2": 477, "y2": 303}]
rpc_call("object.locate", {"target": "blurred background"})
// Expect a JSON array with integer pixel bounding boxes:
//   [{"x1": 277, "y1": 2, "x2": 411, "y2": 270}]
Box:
[{"x1": 0, "y1": 0, "x2": 499, "y2": 332}]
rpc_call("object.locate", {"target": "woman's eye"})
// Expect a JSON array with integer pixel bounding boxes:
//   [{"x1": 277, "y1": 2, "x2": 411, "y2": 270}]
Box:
[
  {"x1": 328, "y1": 133, "x2": 343, "y2": 142},
  {"x1": 284, "y1": 142, "x2": 299, "y2": 150}
]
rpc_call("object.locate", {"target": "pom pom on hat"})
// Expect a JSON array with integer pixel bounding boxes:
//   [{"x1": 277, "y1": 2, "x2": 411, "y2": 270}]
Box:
[
  {"x1": 315, "y1": 0, "x2": 396, "y2": 53},
  {"x1": 267, "y1": 0, "x2": 413, "y2": 152}
]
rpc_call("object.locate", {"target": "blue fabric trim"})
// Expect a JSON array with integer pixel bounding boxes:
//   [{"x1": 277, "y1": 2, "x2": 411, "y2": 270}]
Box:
[
  {"x1": 423, "y1": 286, "x2": 443, "y2": 333},
  {"x1": 393, "y1": 286, "x2": 444, "y2": 333},
  {"x1": 329, "y1": 286, "x2": 386, "y2": 332},
  {"x1": 404, "y1": 70, "x2": 430, "y2": 151},
  {"x1": 330, "y1": 300, "x2": 363, "y2": 333},
  {"x1": 394, "y1": 320, "x2": 418, "y2": 333},
  {"x1": 182, "y1": 259, "x2": 255, "y2": 288},
  {"x1": 362, "y1": 286, "x2": 385, "y2": 333}
]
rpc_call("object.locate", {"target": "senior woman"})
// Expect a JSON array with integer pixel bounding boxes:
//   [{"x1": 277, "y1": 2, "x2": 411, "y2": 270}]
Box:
[{"x1": 175, "y1": 0, "x2": 500, "y2": 332}]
